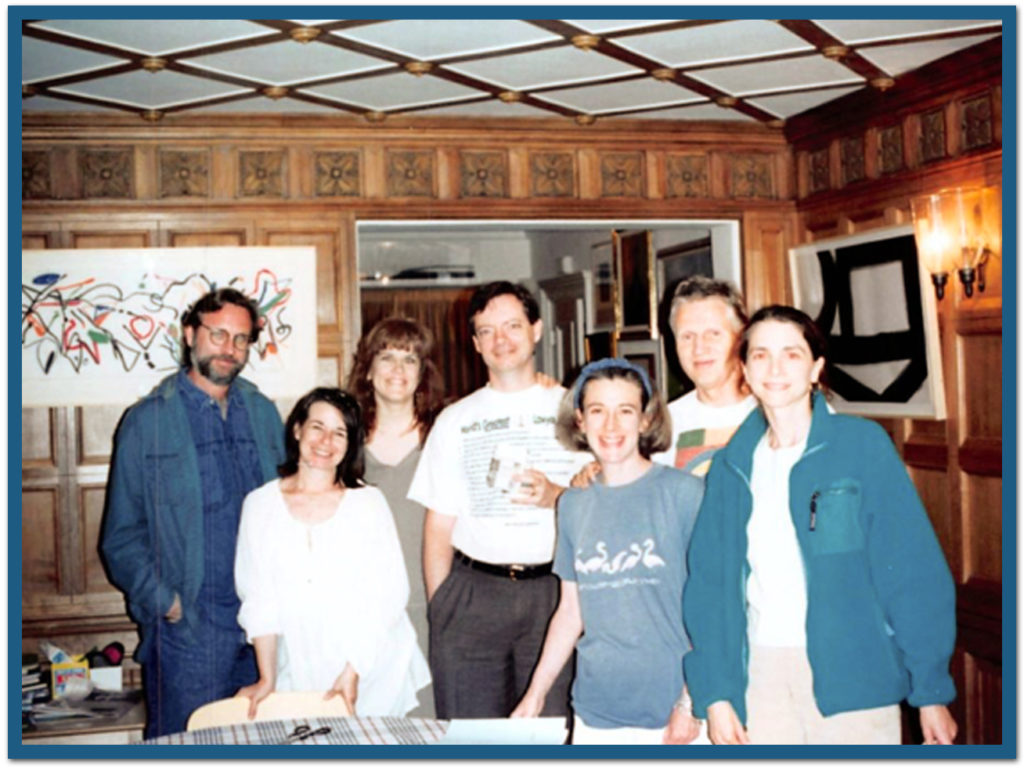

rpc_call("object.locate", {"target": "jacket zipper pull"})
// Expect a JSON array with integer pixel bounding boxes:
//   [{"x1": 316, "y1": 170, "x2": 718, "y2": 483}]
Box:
[{"x1": 809, "y1": 490, "x2": 820, "y2": 531}]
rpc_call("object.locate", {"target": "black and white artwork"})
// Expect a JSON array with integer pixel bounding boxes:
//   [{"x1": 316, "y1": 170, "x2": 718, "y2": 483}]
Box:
[{"x1": 788, "y1": 225, "x2": 946, "y2": 419}]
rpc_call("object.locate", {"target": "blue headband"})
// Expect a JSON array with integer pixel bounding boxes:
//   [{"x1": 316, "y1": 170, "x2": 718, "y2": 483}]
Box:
[{"x1": 573, "y1": 357, "x2": 654, "y2": 410}]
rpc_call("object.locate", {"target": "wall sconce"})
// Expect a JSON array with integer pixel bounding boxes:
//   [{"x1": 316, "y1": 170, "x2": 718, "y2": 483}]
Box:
[{"x1": 910, "y1": 185, "x2": 1001, "y2": 300}]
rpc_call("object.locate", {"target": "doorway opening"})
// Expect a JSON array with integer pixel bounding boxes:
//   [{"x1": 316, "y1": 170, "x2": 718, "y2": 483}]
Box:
[{"x1": 356, "y1": 219, "x2": 741, "y2": 400}]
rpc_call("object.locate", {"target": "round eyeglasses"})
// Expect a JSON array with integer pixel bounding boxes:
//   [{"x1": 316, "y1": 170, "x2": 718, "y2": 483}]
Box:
[{"x1": 199, "y1": 323, "x2": 252, "y2": 351}]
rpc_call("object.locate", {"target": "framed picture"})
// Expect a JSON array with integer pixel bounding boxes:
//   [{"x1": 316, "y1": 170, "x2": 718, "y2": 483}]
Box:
[
  {"x1": 655, "y1": 236, "x2": 713, "y2": 400},
  {"x1": 614, "y1": 230, "x2": 657, "y2": 339},
  {"x1": 584, "y1": 330, "x2": 617, "y2": 362},
  {"x1": 589, "y1": 239, "x2": 616, "y2": 331},
  {"x1": 21, "y1": 246, "x2": 318, "y2": 406},
  {"x1": 616, "y1": 337, "x2": 664, "y2": 398},
  {"x1": 788, "y1": 225, "x2": 946, "y2": 419}
]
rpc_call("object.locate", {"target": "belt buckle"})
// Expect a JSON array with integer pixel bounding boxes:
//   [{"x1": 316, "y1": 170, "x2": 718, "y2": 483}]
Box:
[{"x1": 508, "y1": 563, "x2": 525, "y2": 581}]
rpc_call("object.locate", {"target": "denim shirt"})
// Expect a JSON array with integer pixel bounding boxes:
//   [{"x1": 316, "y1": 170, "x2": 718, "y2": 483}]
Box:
[
  {"x1": 100, "y1": 371, "x2": 285, "y2": 661},
  {"x1": 176, "y1": 370, "x2": 264, "y2": 630}
]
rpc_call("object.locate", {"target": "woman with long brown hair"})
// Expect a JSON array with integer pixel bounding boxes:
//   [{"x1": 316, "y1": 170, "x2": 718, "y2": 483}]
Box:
[{"x1": 347, "y1": 317, "x2": 445, "y2": 716}]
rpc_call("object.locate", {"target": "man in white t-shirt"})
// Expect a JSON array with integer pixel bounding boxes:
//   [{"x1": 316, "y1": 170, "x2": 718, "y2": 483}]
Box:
[
  {"x1": 408, "y1": 281, "x2": 589, "y2": 719},
  {"x1": 651, "y1": 276, "x2": 757, "y2": 477}
]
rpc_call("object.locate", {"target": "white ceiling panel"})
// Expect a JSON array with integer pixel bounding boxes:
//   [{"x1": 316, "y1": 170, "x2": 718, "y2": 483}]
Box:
[
  {"x1": 183, "y1": 40, "x2": 388, "y2": 85},
  {"x1": 816, "y1": 18, "x2": 1001, "y2": 44},
  {"x1": 692, "y1": 55, "x2": 862, "y2": 96},
  {"x1": 857, "y1": 33, "x2": 1003, "y2": 78},
  {"x1": 22, "y1": 36, "x2": 126, "y2": 82},
  {"x1": 53, "y1": 70, "x2": 248, "y2": 108},
  {"x1": 335, "y1": 19, "x2": 560, "y2": 59},
  {"x1": 747, "y1": 86, "x2": 863, "y2": 119},
  {"x1": 447, "y1": 46, "x2": 642, "y2": 90},
  {"x1": 542, "y1": 78, "x2": 703, "y2": 113},
  {"x1": 305, "y1": 71, "x2": 483, "y2": 111},
  {"x1": 617, "y1": 20, "x2": 814, "y2": 67},
  {"x1": 32, "y1": 19, "x2": 271, "y2": 54},
  {"x1": 21, "y1": 94, "x2": 125, "y2": 113},
  {"x1": 566, "y1": 19, "x2": 684, "y2": 33},
  {"x1": 195, "y1": 95, "x2": 345, "y2": 114}
]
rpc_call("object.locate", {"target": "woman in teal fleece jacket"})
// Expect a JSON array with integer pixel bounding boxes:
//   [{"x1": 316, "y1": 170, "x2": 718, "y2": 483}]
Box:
[{"x1": 683, "y1": 305, "x2": 957, "y2": 745}]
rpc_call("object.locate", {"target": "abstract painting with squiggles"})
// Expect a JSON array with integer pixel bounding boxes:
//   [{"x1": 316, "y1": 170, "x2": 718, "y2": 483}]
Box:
[{"x1": 22, "y1": 247, "x2": 317, "y2": 406}]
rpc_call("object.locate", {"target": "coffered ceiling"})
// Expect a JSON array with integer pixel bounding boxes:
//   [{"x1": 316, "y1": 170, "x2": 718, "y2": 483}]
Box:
[{"x1": 21, "y1": 17, "x2": 1001, "y2": 125}]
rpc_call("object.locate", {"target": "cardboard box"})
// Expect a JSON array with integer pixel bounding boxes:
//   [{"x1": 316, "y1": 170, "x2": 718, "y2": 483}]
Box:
[{"x1": 51, "y1": 657, "x2": 89, "y2": 698}]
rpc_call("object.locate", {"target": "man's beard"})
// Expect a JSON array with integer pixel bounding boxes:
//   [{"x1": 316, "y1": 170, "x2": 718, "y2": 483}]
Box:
[{"x1": 192, "y1": 350, "x2": 246, "y2": 386}]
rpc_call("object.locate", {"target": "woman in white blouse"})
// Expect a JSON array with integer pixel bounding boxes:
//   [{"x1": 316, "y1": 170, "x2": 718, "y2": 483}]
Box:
[{"x1": 234, "y1": 387, "x2": 430, "y2": 718}]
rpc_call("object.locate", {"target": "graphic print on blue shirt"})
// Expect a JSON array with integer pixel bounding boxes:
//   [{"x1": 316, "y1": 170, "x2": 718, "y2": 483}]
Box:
[
  {"x1": 573, "y1": 537, "x2": 667, "y2": 588},
  {"x1": 553, "y1": 464, "x2": 703, "y2": 729}
]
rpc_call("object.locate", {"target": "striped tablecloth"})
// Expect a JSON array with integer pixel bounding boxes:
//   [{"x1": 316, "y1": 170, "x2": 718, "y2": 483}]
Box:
[{"x1": 140, "y1": 716, "x2": 449, "y2": 745}]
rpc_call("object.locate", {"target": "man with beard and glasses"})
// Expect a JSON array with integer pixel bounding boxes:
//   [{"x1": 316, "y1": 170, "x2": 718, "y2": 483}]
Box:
[{"x1": 100, "y1": 288, "x2": 285, "y2": 738}]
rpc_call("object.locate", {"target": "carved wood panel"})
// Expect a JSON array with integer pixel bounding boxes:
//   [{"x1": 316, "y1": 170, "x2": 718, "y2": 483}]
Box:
[{"x1": 22, "y1": 489, "x2": 60, "y2": 600}]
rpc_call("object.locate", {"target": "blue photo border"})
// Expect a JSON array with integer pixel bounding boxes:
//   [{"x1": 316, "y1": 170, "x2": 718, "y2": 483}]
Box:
[{"x1": 9, "y1": 3, "x2": 1017, "y2": 760}]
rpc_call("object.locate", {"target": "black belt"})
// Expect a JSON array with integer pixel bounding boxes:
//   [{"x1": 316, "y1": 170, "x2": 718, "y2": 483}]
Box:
[{"x1": 454, "y1": 549, "x2": 553, "y2": 581}]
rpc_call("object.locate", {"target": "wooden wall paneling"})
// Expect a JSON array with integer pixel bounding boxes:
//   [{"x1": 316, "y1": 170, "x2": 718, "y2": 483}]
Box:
[
  {"x1": 962, "y1": 651, "x2": 1002, "y2": 744},
  {"x1": 957, "y1": 329, "x2": 1002, "y2": 453},
  {"x1": 908, "y1": 464, "x2": 957, "y2": 569},
  {"x1": 955, "y1": 576, "x2": 1002, "y2": 745},
  {"x1": 160, "y1": 223, "x2": 251, "y2": 248},
  {"x1": 22, "y1": 408, "x2": 56, "y2": 470},
  {"x1": 741, "y1": 208, "x2": 797, "y2": 309},
  {"x1": 22, "y1": 487, "x2": 61, "y2": 601},
  {"x1": 23, "y1": 229, "x2": 64, "y2": 250},
  {"x1": 960, "y1": 475, "x2": 1002, "y2": 582},
  {"x1": 577, "y1": 148, "x2": 599, "y2": 199},
  {"x1": 80, "y1": 484, "x2": 119, "y2": 595},
  {"x1": 66, "y1": 221, "x2": 160, "y2": 250},
  {"x1": 77, "y1": 404, "x2": 126, "y2": 466}
]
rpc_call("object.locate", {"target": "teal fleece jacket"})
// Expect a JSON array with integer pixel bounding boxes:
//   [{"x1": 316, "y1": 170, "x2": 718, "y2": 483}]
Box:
[
  {"x1": 100, "y1": 372, "x2": 284, "y2": 661},
  {"x1": 683, "y1": 392, "x2": 956, "y2": 724}
]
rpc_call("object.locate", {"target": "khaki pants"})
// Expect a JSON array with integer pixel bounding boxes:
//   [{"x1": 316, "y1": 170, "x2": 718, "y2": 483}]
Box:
[{"x1": 746, "y1": 645, "x2": 900, "y2": 745}]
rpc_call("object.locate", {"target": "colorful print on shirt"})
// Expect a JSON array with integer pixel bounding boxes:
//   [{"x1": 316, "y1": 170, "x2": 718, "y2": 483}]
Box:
[{"x1": 672, "y1": 425, "x2": 738, "y2": 477}]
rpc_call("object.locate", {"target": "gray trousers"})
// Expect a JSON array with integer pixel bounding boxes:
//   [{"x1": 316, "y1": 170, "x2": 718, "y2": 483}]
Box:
[{"x1": 428, "y1": 555, "x2": 573, "y2": 719}]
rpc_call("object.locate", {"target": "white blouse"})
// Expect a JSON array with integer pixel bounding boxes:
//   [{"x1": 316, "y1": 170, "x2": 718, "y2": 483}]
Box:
[{"x1": 235, "y1": 479, "x2": 431, "y2": 716}]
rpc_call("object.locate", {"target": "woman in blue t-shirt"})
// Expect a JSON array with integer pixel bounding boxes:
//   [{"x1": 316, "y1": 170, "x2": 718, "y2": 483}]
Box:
[{"x1": 510, "y1": 358, "x2": 707, "y2": 744}]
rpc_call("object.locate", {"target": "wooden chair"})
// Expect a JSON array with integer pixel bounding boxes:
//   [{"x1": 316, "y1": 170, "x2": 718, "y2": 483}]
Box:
[{"x1": 186, "y1": 691, "x2": 352, "y2": 731}]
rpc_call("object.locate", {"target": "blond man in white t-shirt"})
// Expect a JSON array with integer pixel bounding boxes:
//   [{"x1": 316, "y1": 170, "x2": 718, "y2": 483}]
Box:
[{"x1": 651, "y1": 276, "x2": 757, "y2": 476}]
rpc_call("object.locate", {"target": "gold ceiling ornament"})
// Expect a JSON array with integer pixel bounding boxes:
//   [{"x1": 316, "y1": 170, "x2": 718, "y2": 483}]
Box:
[
  {"x1": 870, "y1": 76, "x2": 896, "y2": 91},
  {"x1": 23, "y1": 84, "x2": 37, "y2": 97},
  {"x1": 571, "y1": 34, "x2": 601, "y2": 51},
  {"x1": 821, "y1": 45, "x2": 849, "y2": 60},
  {"x1": 651, "y1": 68, "x2": 676, "y2": 81},
  {"x1": 404, "y1": 61, "x2": 434, "y2": 76},
  {"x1": 497, "y1": 90, "x2": 522, "y2": 103},
  {"x1": 262, "y1": 86, "x2": 288, "y2": 100},
  {"x1": 289, "y1": 26, "x2": 321, "y2": 44},
  {"x1": 364, "y1": 110, "x2": 387, "y2": 123},
  {"x1": 141, "y1": 109, "x2": 164, "y2": 122},
  {"x1": 140, "y1": 57, "x2": 167, "y2": 73},
  {"x1": 714, "y1": 95, "x2": 738, "y2": 107},
  {"x1": 574, "y1": 113, "x2": 596, "y2": 126}
]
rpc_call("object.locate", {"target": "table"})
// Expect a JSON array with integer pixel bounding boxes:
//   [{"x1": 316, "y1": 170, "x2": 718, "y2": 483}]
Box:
[{"x1": 140, "y1": 716, "x2": 449, "y2": 745}]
